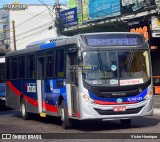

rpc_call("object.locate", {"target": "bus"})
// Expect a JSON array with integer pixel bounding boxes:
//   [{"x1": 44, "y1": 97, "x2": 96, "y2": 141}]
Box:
[
  {"x1": 0, "y1": 57, "x2": 5, "y2": 108},
  {"x1": 5, "y1": 32, "x2": 153, "y2": 129}
]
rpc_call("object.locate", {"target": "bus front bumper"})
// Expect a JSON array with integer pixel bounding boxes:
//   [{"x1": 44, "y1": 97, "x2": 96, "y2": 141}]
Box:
[{"x1": 79, "y1": 97, "x2": 153, "y2": 120}]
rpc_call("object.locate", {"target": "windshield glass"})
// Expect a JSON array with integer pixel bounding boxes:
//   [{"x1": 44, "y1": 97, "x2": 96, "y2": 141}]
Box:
[{"x1": 82, "y1": 49, "x2": 150, "y2": 86}]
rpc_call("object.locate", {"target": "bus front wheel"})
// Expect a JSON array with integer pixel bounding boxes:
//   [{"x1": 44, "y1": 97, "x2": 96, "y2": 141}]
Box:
[
  {"x1": 120, "y1": 119, "x2": 132, "y2": 127},
  {"x1": 60, "y1": 100, "x2": 72, "y2": 129},
  {"x1": 20, "y1": 98, "x2": 29, "y2": 120}
]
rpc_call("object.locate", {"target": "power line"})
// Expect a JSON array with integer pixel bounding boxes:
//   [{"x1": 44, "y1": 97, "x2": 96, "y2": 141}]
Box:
[
  {"x1": 0, "y1": 2, "x2": 53, "y2": 33},
  {"x1": 38, "y1": 0, "x2": 56, "y2": 16},
  {"x1": 1, "y1": 0, "x2": 65, "y2": 49},
  {"x1": 15, "y1": 28, "x2": 50, "y2": 42},
  {"x1": 15, "y1": 21, "x2": 53, "y2": 37},
  {"x1": 13, "y1": 9, "x2": 48, "y2": 28},
  {"x1": 1, "y1": 20, "x2": 54, "y2": 40},
  {"x1": 24, "y1": 9, "x2": 52, "y2": 20},
  {"x1": 16, "y1": 28, "x2": 53, "y2": 47},
  {"x1": 38, "y1": 0, "x2": 66, "y2": 35},
  {"x1": 2, "y1": 9, "x2": 49, "y2": 35},
  {"x1": 4, "y1": 26, "x2": 52, "y2": 46},
  {"x1": 0, "y1": 20, "x2": 54, "y2": 41},
  {"x1": 1, "y1": 8, "x2": 56, "y2": 39}
]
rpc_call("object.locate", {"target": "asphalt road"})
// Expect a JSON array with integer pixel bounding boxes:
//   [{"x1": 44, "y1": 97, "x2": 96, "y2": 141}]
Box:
[
  {"x1": 0, "y1": 108, "x2": 160, "y2": 142},
  {"x1": 0, "y1": 95, "x2": 160, "y2": 141}
]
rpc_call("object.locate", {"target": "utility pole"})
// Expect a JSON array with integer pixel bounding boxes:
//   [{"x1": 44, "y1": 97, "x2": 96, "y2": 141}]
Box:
[
  {"x1": 55, "y1": 0, "x2": 61, "y2": 36},
  {"x1": 12, "y1": 20, "x2": 16, "y2": 50}
]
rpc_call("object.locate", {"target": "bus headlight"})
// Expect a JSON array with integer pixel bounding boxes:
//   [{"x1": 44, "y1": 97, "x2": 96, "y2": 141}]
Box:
[
  {"x1": 82, "y1": 93, "x2": 93, "y2": 103},
  {"x1": 144, "y1": 90, "x2": 153, "y2": 100}
]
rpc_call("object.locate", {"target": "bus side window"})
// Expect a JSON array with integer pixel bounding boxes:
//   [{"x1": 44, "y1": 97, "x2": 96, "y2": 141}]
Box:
[
  {"x1": 0, "y1": 62, "x2": 5, "y2": 83},
  {"x1": 46, "y1": 51, "x2": 54, "y2": 78},
  {"x1": 55, "y1": 49, "x2": 64, "y2": 78},
  {"x1": 19, "y1": 56, "x2": 25, "y2": 78},
  {"x1": 11, "y1": 57, "x2": 18, "y2": 79},
  {"x1": 6, "y1": 59, "x2": 10, "y2": 80},
  {"x1": 26, "y1": 54, "x2": 35, "y2": 79}
]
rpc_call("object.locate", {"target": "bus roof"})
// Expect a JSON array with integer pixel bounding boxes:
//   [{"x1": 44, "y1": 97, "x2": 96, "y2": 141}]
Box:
[{"x1": 26, "y1": 36, "x2": 70, "y2": 48}]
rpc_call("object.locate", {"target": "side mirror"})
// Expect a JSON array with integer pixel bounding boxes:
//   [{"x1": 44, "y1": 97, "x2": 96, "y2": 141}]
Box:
[{"x1": 65, "y1": 45, "x2": 78, "y2": 53}]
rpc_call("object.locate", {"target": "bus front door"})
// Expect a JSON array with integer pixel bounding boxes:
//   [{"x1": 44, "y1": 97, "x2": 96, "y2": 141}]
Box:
[
  {"x1": 36, "y1": 57, "x2": 46, "y2": 117},
  {"x1": 66, "y1": 53, "x2": 79, "y2": 117}
]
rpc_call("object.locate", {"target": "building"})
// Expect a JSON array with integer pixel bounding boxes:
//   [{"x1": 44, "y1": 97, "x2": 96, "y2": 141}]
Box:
[{"x1": 0, "y1": 4, "x2": 67, "y2": 51}]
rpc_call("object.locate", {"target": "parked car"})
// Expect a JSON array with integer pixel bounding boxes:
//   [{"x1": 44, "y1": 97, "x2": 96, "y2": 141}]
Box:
[{"x1": 0, "y1": 83, "x2": 6, "y2": 108}]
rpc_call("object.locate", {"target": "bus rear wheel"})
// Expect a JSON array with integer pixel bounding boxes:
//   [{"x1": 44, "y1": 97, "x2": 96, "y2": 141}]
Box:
[
  {"x1": 60, "y1": 100, "x2": 72, "y2": 129},
  {"x1": 20, "y1": 98, "x2": 29, "y2": 120},
  {"x1": 120, "y1": 119, "x2": 132, "y2": 127}
]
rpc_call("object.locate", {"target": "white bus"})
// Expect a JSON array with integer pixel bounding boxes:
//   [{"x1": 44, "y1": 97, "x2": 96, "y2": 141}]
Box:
[{"x1": 5, "y1": 32, "x2": 153, "y2": 129}]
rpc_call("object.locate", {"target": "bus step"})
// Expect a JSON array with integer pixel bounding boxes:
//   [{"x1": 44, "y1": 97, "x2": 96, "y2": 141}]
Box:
[{"x1": 40, "y1": 112, "x2": 46, "y2": 117}]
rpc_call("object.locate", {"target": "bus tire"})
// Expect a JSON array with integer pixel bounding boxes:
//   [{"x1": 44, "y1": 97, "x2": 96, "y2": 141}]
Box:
[
  {"x1": 120, "y1": 119, "x2": 131, "y2": 127},
  {"x1": 60, "y1": 100, "x2": 72, "y2": 129},
  {"x1": 20, "y1": 98, "x2": 29, "y2": 120}
]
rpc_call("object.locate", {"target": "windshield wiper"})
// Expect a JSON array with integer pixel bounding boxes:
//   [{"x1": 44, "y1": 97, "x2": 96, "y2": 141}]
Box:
[{"x1": 127, "y1": 48, "x2": 135, "y2": 70}]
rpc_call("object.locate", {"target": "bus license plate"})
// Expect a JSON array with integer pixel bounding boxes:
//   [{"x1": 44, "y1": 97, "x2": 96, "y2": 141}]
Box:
[{"x1": 114, "y1": 106, "x2": 126, "y2": 112}]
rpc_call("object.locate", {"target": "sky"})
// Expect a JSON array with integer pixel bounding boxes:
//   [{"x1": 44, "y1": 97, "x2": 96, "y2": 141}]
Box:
[{"x1": 0, "y1": 0, "x2": 68, "y2": 8}]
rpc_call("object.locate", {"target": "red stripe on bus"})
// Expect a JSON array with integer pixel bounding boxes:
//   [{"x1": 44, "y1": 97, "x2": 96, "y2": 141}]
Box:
[
  {"x1": 45, "y1": 103, "x2": 58, "y2": 112},
  {"x1": 7, "y1": 81, "x2": 38, "y2": 107},
  {"x1": 24, "y1": 95, "x2": 38, "y2": 107},
  {"x1": 7, "y1": 81, "x2": 58, "y2": 112},
  {"x1": 42, "y1": 101, "x2": 58, "y2": 113},
  {"x1": 72, "y1": 111, "x2": 80, "y2": 118},
  {"x1": 94, "y1": 100, "x2": 137, "y2": 105},
  {"x1": 7, "y1": 81, "x2": 21, "y2": 96}
]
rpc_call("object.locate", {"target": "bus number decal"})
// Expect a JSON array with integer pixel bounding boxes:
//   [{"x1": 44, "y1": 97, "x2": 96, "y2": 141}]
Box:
[
  {"x1": 128, "y1": 97, "x2": 143, "y2": 102},
  {"x1": 52, "y1": 89, "x2": 60, "y2": 93},
  {"x1": 25, "y1": 83, "x2": 36, "y2": 93}
]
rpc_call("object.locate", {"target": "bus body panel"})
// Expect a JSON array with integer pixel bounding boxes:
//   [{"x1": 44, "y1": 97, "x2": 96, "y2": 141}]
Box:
[
  {"x1": 6, "y1": 80, "x2": 38, "y2": 112},
  {"x1": 43, "y1": 79, "x2": 67, "y2": 116},
  {"x1": 6, "y1": 78, "x2": 68, "y2": 117},
  {"x1": 79, "y1": 96, "x2": 153, "y2": 120},
  {"x1": 77, "y1": 66, "x2": 153, "y2": 120},
  {"x1": 6, "y1": 81, "x2": 21, "y2": 110},
  {"x1": 78, "y1": 84, "x2": 153, "y2": 120}
]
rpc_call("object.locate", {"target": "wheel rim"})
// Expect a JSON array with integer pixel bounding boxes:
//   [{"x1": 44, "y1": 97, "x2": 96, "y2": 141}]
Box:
[
  {"x1": 61, "y1": 108, "x2": 65, "y2": 121},
  {"x1": 21, "y1": 103, "x2": 25, "y2": 116}
]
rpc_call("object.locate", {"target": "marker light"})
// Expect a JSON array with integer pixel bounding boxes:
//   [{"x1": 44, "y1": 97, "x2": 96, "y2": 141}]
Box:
[
  {"x1": 144, "y1": 90, "x2": 153, "y2": 100},
  {"x1": 82, "y1": 93, "x2": 93, "y2": 103}
]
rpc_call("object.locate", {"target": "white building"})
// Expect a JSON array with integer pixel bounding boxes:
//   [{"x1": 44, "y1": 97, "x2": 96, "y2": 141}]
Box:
[{"x1": 0, "y1": 4, "x2": 67, "y2": 51}]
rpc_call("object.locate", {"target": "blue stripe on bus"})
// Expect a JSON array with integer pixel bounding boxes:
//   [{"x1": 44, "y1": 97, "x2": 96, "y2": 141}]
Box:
[
  {"x1": 89, "y1": 87, "x2": 148, "y2": 103},
  {"x1": 40, "y1": 42, "x2": 56, "y2": 50}
]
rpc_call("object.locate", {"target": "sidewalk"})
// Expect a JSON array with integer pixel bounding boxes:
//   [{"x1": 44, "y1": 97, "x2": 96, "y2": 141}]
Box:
[
  {"x1": 154, "y1": 95, "x2": 160, "y2": 115},
  {"x1": 154, "y1": 95, "x2": 160, "y2": 108}
]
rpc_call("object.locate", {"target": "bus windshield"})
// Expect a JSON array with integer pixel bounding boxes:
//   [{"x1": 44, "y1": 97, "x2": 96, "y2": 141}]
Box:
[{"x1": 82, "y1": 49, "x2": 150, "y2": 86}]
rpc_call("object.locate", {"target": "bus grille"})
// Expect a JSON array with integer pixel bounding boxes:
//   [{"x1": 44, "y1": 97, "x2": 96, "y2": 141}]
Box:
[{"x1": 94, "y1": 106, "x2": 144, "y2": 115}]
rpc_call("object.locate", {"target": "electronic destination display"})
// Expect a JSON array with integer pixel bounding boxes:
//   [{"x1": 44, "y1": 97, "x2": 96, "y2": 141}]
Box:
[{"x1": 82, "y1": 34, "x2": 144, "y2": 46}]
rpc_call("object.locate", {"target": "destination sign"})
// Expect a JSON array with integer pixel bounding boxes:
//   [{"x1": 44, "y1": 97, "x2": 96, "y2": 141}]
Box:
[
  {"x1": 82, "y1": 34, "x2": 144, "y2": 46},
  {"x1": 87, "y1": 38, "x2": 138, "y2": 46}
]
